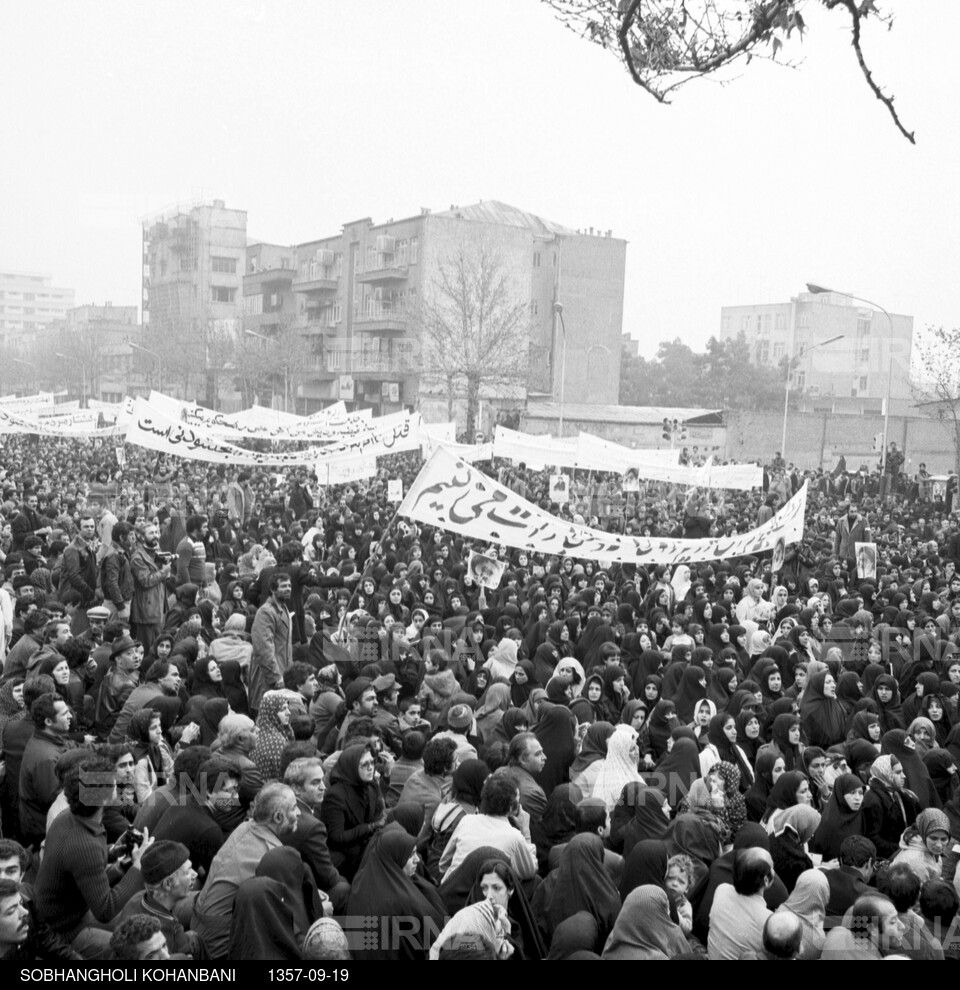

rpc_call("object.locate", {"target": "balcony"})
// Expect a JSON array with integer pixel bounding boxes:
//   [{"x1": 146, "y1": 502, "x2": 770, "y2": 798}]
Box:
[
  {"x1": 354, "y1": 303, "x2": 409, "y2": 333},
  {"x1": 301, "y1": 318, "x2": 339, "y2": 337},
  {"x1": 243, "y1": 267, "x2": 296, "y2": 295},
  {"x1": 356, "y1": 265, "x2": 409, "y2": 285},
  {"x1": 293, "y1": 264, "x2": 339, "y2": 293},
  {"x1": 319, "y1": 347, "x2": 418, "y2": 378}
]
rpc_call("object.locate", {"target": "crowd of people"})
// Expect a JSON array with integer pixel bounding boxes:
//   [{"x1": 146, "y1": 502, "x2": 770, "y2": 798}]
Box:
[{"x1": 0, "y1": 429, "x2": 959, "y2": 962}]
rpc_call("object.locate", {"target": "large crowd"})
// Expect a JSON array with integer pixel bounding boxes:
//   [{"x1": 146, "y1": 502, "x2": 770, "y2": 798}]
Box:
[{"x1": 0, "y1": 430, "x2": 959, "y2": 962}]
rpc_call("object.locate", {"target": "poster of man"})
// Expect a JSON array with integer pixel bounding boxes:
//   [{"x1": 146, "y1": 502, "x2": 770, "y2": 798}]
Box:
[
  {"x1": 549, "y1": 473, "x2": 570, "y2": 504},
  {"x1": 856, "y1": 542, "x2": 878, "y2": 581},
  {"x1": 467, "y1": 550, "x2": 507, "y2": 590},
  {"x1": 622, "y1": 467, "x2": 640, "y2": 493}
]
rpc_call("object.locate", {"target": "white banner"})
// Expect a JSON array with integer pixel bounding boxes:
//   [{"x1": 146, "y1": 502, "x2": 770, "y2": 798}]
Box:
[
  {"x1": 493, "y1": 426, "x2": 579, "y2": 469},
  {"x1": 183, "y1": 401, "x2": 391, "y2": 443},
  {"x1": 399, "y1": 446, "x2": 807, "y2": 565},
  {"x1": 322, "y1": 456, "x2": 377, "y2": 485},
  {"x1": 387, "y1": 478, "x2": 403, "y2": 502},
  {"x1": 126, "y1": 398, "x2": 420, "y2": 466},
  {"x1": 0, "y1": 406, "x2": 124, "y2": 438},
  {"x1": 0, "y1": 392, "x2": 55, "y2": 410}
]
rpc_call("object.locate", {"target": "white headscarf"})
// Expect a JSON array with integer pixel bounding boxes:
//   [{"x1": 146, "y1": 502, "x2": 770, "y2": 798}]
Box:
[{"x1": 592, "y1": 724, "x2": 641, "y2": 813}]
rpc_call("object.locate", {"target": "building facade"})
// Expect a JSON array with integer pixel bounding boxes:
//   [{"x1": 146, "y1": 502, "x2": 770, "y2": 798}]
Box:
[
  {"x1": 0, "y1": 271, "x2": 75, "y2": 352},
  {"x1": 242, "y1": 200, "x2": 627, "y2": 421},
  {"x1": 719, "y1": 291, "x2": 914, "y2": 410}
]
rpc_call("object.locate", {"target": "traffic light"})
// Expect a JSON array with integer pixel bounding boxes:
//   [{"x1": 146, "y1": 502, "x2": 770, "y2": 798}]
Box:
[
  {"x1": 662, "y1": 418, "x2": 671, "y2": 441},
  {"x1": 679, "y1": 421, "x2": 688, "y2": 442},
  {"x1": 873, "y1": 433, "x2": 883, "y2": 452}
]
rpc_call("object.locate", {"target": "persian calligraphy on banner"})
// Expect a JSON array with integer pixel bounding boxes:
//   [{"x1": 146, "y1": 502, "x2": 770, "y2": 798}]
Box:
[
  {"x1": 0, "y1": 406, "x2": 123, "y2": 438},
  {"x1": 126, "y1": 398, "x2": 420, "y2": 466},
  {"x1": 181, "y1": 400, "x2": 390, "y2": 442},
  {"x1": 398, "y1": 446, "x2": 807, "y2": 565}
]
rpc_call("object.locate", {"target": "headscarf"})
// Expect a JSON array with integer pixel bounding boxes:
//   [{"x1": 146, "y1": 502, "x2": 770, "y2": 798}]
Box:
[
  {"x1": 219, "y1": 660, "x2": 249, "y2": 715},
  {"x1": 509, "y1": 659, "x2": 537, "y2": 708},
  {"x1": 532, "y1": 704, "x2": 578, "y2": 795},
  {"x1": 190, "y1": 656, "x2": 225, "y2": 701},
  {"x1": 345, "y1": 829, "x2": 447, "y2": 960},
  {"x1": 451, "y1": 759, "x2": 489, "y2": 808},
  {"x1": 474, "y1": 683, "x2": 513, "y2": 741},
  {"x1": 811, "y1": 773, "x2": 865, "y2": 860},
  {"x1": 302, "y1": 919, "x2": 349, "y2": 960},
  {"x1": 772, "y1": 804, "x2": 821, "y2": 845},
  {"x1": 227, "y1": 877, "x2": 301, "y2": 960},
  {"x1": 922, "y1": 749, "x2": 959, "y2": 807},
  {"x1": 429, "y1": 902, "x2": 503, "y2": 960},
  {"x1": 388, "y1": 803, "x2": 426, "y2": 838},
  {"x1": 799, "y1": 670, "x2": 847, "y2": 747},
  {"x1": 490, "y1": 707, "x2": 528, "y2": 746},
  {"x1": 546, "y1": 912, "x2": 600, "y2": 961},
  {"x1": 653, "y1": 737, "x2": 701, "y2": 811},
  {"x1": 256, "y1": 846, "x2": 320, "y2": 942},
  {"x1": 646, "y1": 700, "x2": 678, "y2": 760},
  {"x1": 125, "y1": 707, "x2": 164, "y2": 773},
  {"x1": 670, "y1": 665, "x2": 707, "y2": 724},
  {"x1": 777, "y1": 868, "x2": 829, "y2": 958},
  {"x1": 707, "y1": 713, "x2": 753, "y2": 787},
  {"x1": 881, "y1": 729, "x2": 940, "y2": 809},
  {"x1": 616, "y1": 786, "x2": 668, "y2": 857},
  {"x1": 618, "y1": 838, "x2": 669, "y2": 900},
  {"x1": 591, "y1": 725, "x2": 642, "y2": 813},
  {"x1": 531, "y1": 783, "x2": 579, "y2": 864},
  {"x1": 465, "y1": 854, "x2": 546, "y2": 960},
  {"x1": 846, "y1": 709, "x2": 881, "y2": 746},
  {"x1": 764, "y1": 770, "x2": 808, "y2": 817},
  {"x1": 708, "y1": 667, "x2": 737, "y2": 712},
  {"x1": 252, "y1": 690, "x2": 294, "y2": 782},
  {"x1": 199, "y1": 698, "x2": 230, "y2": 747},
  {"x1": 601, "y1": 885, "x2": 688, "y2": 960},
  {"x1": 570, "y1": 721, "x2": 615, "y2": 777}
]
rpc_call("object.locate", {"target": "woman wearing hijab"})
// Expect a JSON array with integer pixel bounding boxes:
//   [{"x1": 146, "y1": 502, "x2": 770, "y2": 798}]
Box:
[
  {"x1": 197, "y1": 697, "x2": 230, "y2": 747},
  {"x1": 531, "y1": 783, "x2": 579, "y2": 872},
  {"x1": 745, "y1": 749, "x2": 785, "y2": 824},
  {"x1": 601, "y1": 885, "x2": 688, "y2": 960},
  {"x1": 532, "y1": 833, "x2": 622, "y2": 947},
  {"x1": 903, "y1": 671, "x2": 942, "y2": 726},
  {"x1": 569, "y1": 721, "x2": 615, "y2": 800},
  {"x1": 520, "y1": 688, "x2": 548, "y2": 729},
  {"x1": 861, "y1": 755, "x2": 920, "y2": 859},
  {"x1": 920, "y1": 693, "x2": 955, "y2": 748},
  {"x1": 319, "y1": 744, "x2": 386, "y2": 880},
  {"x1": 869, "y1": 674, "x2": 906, "y2": 734},
  {"x1": 907, "y1": 716, "x2": 938, "y2": 759},
  {"x1": 190, "y1": 656, "x2": 226, "y2": 702},
  {"x1": 670, "y1": 665, "x2": 708, "y2": 725},
  {"x1": 644, "y1": 700, "x2": 678, "y2": 763},
  {"x1": 592, "y1": 725, "x2": 643, "y2": 814},
  {"x1": 598, "y1": 665, "x2": 630, "y2": 725},
  {"x1": 810, "y1": 774, "x2": 866, "y2": 861},
  {"x1": 509, "y1": 659, "x2": 538, "y2": 709},
  {"x1": 345, "y1": 829, "x2": 446, "y2": 960},
  {"x1": 881, "y1": 728, "x2": 940, "y2": 809},
  {"x1": 762, "y1": 770, "x2": 814, "y2": 829},
  {"x1": 545, "y1": 912, "x2": 601, "y2": 960},
  {"x1": 769, "y1": 804, "x2": 821, "y2": 894},
  {"x1": 616, "y1": 787, "x2": 669, "y2": 858},
  {"x1": 474, "y1": 683, "x2": 513, "y2": 742},
  {"x1": 251, "y1": 691, "x2": 294, "y2": 783},
  {"x1": 125, "y1": 707, "x2": 174, "y2": 804},
  {"x1": 532, "y1": 621, "x2": 571, "y2": 687},
  {"x1": 708, "y1": 667, "x2": 738, "y2": 714},
  {"x1": 774, "y1": 869, "x2": 830, "y2": 959},
  {"x1": 629, "y1": 651, "x2": 664, "y2": 700},
  {"x1": 218, "y1": 660, "x2": 249, "y2": 716},
  {"x1": 256, "y1": 846, "x2": 320, "y2": 946},
  {"x1": 532, "y1": 704, "x2": 578, "y2": 796},
  {"x1": 227, "y1": 876, "x2": 301, "y2": 960},
  {"x1": 618, "y1": 838, "x2": 669, "y2": 902},
  {"x1": 700, "y1": 713, "x2": 753, "y2": 789},
  {"x1": 487, "y1": 707, "x2": 528, "y2": 749},
  {"x1": 484, "y1": 637, "x2": 520, "y2": 683},
  {"x1": 800, "y1": 670, "x2": 847, "y2": 748},
  {"x1": 846, "y1": 709, "x2": 882, "y2": 749},
  {"x1": 735, "y1": 710, "x2": 764, "y2": 763},
  {"x1": 465, "y1": 855, "x2": 547, "y2": 960},
  {"x1": 922, "y1": 749, "x2": 959, "y2": 807},
  {"x1": 768, "y1": 713, "x2": 803, "y2": 772},
  {"x1": 654, "y1": 735, "x2": 702, "y2": 813}
]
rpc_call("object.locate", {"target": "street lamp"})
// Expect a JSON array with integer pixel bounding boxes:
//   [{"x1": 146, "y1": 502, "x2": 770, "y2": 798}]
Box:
[
  {"x1": 245, "y1": 329, "x2": 288, "y2": 413},
  {"x1": 55, "y1": 352, "x2": 86, "y2": 407},
  {"x1": 553, "y1": 302, "x2": 566, "y2": 437},
  {"x1": 11, "y1": 357, "x2": 37, "y2": 394},
  {"x1": 806, "y1": 283, "x2": 896, "y2": 475},
  {"x1": 129, "y1": 342, "x2": 163, "y2": 394},
  {"x1": 780, "y1": 331, "x2": 844, "y2": 460}
]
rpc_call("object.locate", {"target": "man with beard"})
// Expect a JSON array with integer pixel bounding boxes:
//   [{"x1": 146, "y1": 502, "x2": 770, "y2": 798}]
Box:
[
  {"x1": 58, "y1": 516, "x2": 100, "y2": 635},
  {"x1": 130, "y1": 523, "x2": 172, "y2": 652},
  {"x1": 249, "y1": 573, "x2": 293, "y2": 717}
]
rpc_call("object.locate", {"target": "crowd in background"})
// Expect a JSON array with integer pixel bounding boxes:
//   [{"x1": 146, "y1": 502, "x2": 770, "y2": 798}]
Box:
[{"x1": 0, "y1": 430, "x2": 959, "y2": 961}]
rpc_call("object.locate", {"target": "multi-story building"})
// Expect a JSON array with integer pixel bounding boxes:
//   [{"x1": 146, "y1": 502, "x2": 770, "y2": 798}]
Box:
[
  {"x1": 0, "y1": 271, "x2": 75, "y2": 352},
  {"x1": 141, "y1": 200, "x2": 246, "y2": 400},
  {"x1": 244, "y1": 201, "x2": 627, "y2": 422},
  {"x1": 719, "y1": 290, "x2": 914, "y2": 413}
]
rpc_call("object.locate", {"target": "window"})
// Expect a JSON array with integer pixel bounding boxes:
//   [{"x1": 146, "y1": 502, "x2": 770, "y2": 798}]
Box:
[
  {"x1": 211, "y1": 256, "x2": 237, "y2": 274},
  {"x1": 860, "y1": 347, "x2": 870, "y2": 362},
  {"x1": 211, "y1": 287, "x2": 235, "y2": 303},
  {"x1": 794, "y1": 370, "x2": 806, "y2": 388},
  {"x1": 396, "y1": 239, "x2": 408, "y2": 266},
  {"x1": 773, "y1": 342, "x2": 785, "y2": 360},
  {"x1": 335, "y1": 253, "x2": 343, "y2": 277},
  {"x1": 410, "y1": 237, "x2": 419, "y2": 264},
  {"x1": 756, "y1": 341, "x2": 770, "y2": 363},
  {"x1": 533, "y1": 252, "x2": 542, "y2": 268},
  {"x1": 761, "y1": 314, "x2": 772, "y2": 334},
  {"x1": 331, "y1": 301, "x2": 342, "y2": 323},
  {"x1": 860, "y1": 376, "x2": 868, "y2": 390},
  {"x1": 741, "y1": 316, "x2": 751, "y2": 332},
  {"x1": 857, "y1": 316, "x2": 871, "y2": 336},
  {"x1": 797, "y1": 313, "x2": 810, "y2": 329},
  {"x1": 775, "y1": 313, "x2": 786, "y2": 331}
]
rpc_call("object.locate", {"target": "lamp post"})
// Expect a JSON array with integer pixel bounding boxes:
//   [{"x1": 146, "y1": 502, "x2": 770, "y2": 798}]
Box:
[
  {"x1": 553, "y1": 301, "x2": 566, "y2": 437},
  {"x1": 55, "y1": 352, "x2": 86, "y2": 407},
  {"x1": 780, "y1": 333, "x2": 845, "y2": 460},
  {"x1": 245, "y1": 329, "x2": 287, "y2": 412},
  {"x1": 806, "y1": 283, "x2": 895, "y2": 474},
  {"x1": 129, "y1": 342, "x2": 163, "y2": 394},
  {"x1": 11, "y1": 357, "x2": 37, "y2": 394}
]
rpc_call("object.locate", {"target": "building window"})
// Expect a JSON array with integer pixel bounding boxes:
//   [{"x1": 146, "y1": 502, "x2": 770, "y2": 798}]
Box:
[
  {"x1": 211, "y1": 256, "x2": 237, "y2": 274},
  {"x1": 533, "y1": 252, "x2": 542, "y2": 268},
  {"x1": 741, "y1": 316, "x2": 751, "y2": 332},
  {"x1": 331, "y1": 301, "x2": 342, "y2": 323},
  {"x1": 860, "y1": 347, "x2": 870, "y2": 362},
  {"x1": 335, "y1": 253, "x2": 343, "y2": 277},
  {"x1": 772, "y1": 342, "x2": 785, "y2": 360},
  {"x1": 797, "y1": 313, "x2": 810, "y2": 329},
  {"x1": 857, "y1": 316, "x2": 871, "y2": 336},
  {"x1": 775, "y1": 313, "x2": 786, "y2": 331},
  {"x1": 794, "y1": 370, "x2": 806, "y2": 388},
  {"x1": 211, "y1": 287, "x2": 235, "y2": 303},
  {"x1": 756, "y1": 341, "x2": 770, "y2": 364},
  {"x1": 860, "y1": 376, "x2": 868, "y2": 390},
  {"x1": 410, "y1": 237, "x2": 419, "y2": 264},
  {"x1": 761, "y1": 314, "x2": 772, "y2": 334}
]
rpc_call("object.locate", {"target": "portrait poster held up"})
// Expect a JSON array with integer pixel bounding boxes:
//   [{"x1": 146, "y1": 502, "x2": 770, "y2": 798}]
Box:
[
  {"x1": 856, "y1": 541, "x2": 878, "y2": 580},
  {"x1": 467, "y1": 550, "x2": 507, "y2": 589}
]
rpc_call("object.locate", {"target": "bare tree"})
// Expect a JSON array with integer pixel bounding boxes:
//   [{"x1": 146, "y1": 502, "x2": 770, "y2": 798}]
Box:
[
  {"x1": 543, "y1": 0, "x2": 915, "y2": 143},
  {"x1": 911, "y1": 325, "x2": 960, "y2": 476},
  {"x1": 418, "y1": 243, "x2": 531, "y2": 437}
]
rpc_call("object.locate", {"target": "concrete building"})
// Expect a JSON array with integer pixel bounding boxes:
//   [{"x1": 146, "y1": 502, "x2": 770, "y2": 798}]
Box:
[
  {"x1": 0, "y1": 271, "x2": 75, "y2": 352},
  {"x1": 720, "y1": 290, "x2": 914, "y2": 413},
  {"x1": 141, "y1": 200, "x2": 247, "y2": 400},
  {"x1": 244, "y1": 201, "x2": 627, "y2": 421}
]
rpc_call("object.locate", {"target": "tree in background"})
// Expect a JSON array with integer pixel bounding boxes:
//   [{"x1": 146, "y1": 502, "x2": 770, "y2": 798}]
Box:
[
  {"x1": 911, "y1": 325, "x2": 960, "y2": 477},
  {"x1": 620, "y1": 332, "x2": 783, "y2": 409},
  {"x1": 419, "y1": 243, "x2": 531, "y2": 437},
  {"x1": 543, "y1": 0, "x2": 915, "y2": 143}
]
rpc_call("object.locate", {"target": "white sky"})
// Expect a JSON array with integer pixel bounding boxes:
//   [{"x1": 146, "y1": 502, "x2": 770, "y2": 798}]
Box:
[{"x1": 2, "y1": 1, "x2": 957, "y2": 358}]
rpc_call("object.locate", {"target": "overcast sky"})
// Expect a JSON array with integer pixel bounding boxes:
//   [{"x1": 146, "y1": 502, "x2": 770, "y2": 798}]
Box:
[{"x1": 3, "y1": 1, "x2": 957, "y2": 358}]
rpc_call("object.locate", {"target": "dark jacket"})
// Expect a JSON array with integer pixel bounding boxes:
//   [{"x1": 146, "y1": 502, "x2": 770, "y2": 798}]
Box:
[
  {"x1": 862, "y1": 779, "x2": 920, "y2": 860},
  {"x1": 153, "y1": 802, "x2": 225, "y2": 878},
  {"x1": 19, "y1": 728, "x2": 73, "y2": 839},
  {"x1": 58, "y1": 536, "x2": 98, "y2": 607},
  {"x1": 318, "y1": 779, "x2": 384, "y2": 881},
  {"x1": 281, "y1": 798, "x2": 345, "y2": 893},
  {"x1": 249, "y1": 597, "x2": 292, "y2": 712},
  {"x1": 95, "y1": 666, "x2": 140, "y2": 739},
  {"x1": 100, "y1": 542, "x2": 134, "y2": 611},
  {"x1": 130, "y1": 545, "x2": 167, "y2": 627}
]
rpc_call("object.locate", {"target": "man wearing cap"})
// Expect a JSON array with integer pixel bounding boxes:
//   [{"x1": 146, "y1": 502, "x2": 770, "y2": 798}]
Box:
[
  {"x1": 21, "y1": 536, "x2": 46, "y2": 577},
  {"x1": 431, "y1": 704, "x2": 479, "y2": 764},
  {"x1": 113, "y1": 841, "x2": 203, "y2": 959},
  {"x1": 94, "y1": 636, "x2": 142, "y2": 739},
  {"x1": 76, "y1": 605, "x2": 110, "y2": 656}
]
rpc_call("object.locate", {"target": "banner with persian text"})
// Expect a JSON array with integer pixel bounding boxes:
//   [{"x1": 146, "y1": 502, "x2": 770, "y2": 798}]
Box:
[{"x1": 398, "y1": 446, "x2": 806, "y2": 565}]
